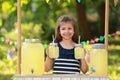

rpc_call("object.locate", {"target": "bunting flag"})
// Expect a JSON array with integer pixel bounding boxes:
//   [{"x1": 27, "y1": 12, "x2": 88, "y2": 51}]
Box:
[
  {"x1": 0, "y1": 31, "x2": 120, "y2": 46},
  {"x1": 80, "y1": 31, "x2": 120, "y2": 45},
  {"x1": 114, "y1": 0, "x2": 119, "y2": 7},
  {"x1": 77, "y1": 0, "x2": 81, "y2": 3},
  {"x1": 0, "y1": 37, "x2": 17, "y2": 46}
]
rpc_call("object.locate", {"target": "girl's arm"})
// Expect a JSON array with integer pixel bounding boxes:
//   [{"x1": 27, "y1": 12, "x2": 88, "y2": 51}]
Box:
[
  {"x1": 80, "y1": 58, "x2": 88, "y2": 74},
  {"x1": 80, "y1": 49, "x2": 88, "y2": 74},
  {"x1": 44, "y1": 47, "x2": 54, "y2": 72}
]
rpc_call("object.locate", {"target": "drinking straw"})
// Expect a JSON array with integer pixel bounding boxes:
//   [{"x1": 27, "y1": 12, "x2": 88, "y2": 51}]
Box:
[
  {"x1": 78, "y1": 35, "x2": 80, "y2": 44},
  {"x1": 52, "y1": 35, "x2": 54, "y2": 43}
]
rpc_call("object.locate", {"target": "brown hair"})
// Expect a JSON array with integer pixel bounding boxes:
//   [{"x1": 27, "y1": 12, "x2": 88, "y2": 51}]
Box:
[{"x1": 55, "y1": 15, "x2": 79, "y2": 43}]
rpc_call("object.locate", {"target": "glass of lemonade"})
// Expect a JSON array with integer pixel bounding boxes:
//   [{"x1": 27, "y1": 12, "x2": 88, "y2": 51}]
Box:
[
  {"x1": 74, "y1": 44, "x2": 85, "y2": 59},
  {"x1": 49, "y1": 43, "x2": 59, "y2": 58}
]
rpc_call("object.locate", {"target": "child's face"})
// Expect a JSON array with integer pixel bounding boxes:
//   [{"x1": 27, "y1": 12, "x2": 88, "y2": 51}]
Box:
[{"x1": 59, "y1": 22, "x2": 74, "y2": 40}]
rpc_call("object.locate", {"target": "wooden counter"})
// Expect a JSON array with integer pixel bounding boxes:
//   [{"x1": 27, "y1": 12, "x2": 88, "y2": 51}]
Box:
[{"x1": 12, "y1": 74, "x2": 109, "y2": 80}]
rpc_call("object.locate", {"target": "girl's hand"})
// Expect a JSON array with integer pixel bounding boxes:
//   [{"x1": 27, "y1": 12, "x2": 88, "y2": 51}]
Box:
[
  {"x1": 44, "y1": 44, "x2": 54, "y2": 72},
  {"x1": 45, "y1": 44, "x2": 51, "y2": 58},
  {"x1": 85, "y1": 49, "x2": 90, "y2": 63},
  {"x1": 45, "y1": 47, "x2": 49, "y2": 57}
]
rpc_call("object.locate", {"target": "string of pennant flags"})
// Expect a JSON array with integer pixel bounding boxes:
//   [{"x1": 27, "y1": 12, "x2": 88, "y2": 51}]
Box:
[
  {"x1": 0, "y1": 31, "x2": 120, "y2": 46},
  {"x1": 0, "y1": 31, "x2": 119, "y2": 59},
  {"x1": 0, "y1": 37, "x2": 17, "y2": 46},
  {"x1": 81, "y1": 32, "x2": 119, "y2": 45}
]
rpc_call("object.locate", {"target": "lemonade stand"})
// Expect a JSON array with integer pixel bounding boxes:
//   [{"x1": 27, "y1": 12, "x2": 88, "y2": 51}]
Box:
[{"x1": 13, "y1": 0, "x2": 110, "y2": 79}]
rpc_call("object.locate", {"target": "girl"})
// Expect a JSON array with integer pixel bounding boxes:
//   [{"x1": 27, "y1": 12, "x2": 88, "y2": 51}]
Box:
[{"x1": 45, "y1": 15, "x2": 88, "y2": 74}]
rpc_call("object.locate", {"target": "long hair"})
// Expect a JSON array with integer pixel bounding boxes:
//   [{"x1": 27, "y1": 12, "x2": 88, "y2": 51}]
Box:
[{"x1": 55, "y1": 15, "x2": 79, "y2": 43}]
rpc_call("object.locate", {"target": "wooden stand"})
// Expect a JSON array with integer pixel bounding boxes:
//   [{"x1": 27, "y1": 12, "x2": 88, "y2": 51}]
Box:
[
  {"x1": 16, "y1": 0, "x2": 110, "y2": 80},
  {"x1": 12, "y1": 74, "x2": 109, "y2": 80}
]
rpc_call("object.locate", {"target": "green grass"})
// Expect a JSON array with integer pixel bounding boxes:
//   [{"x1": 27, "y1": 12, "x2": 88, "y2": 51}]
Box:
[
  {"x1": 108, "y1": 46, "x2": 120, "y2": 79},
  {"x1": 0, "y1": 74, "x2": 13, "y2": 80}
]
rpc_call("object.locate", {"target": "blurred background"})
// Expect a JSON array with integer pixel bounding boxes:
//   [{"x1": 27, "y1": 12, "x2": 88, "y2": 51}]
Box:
[{"x1": 0, "y1": 0, "x2": 120, "y2": 80}]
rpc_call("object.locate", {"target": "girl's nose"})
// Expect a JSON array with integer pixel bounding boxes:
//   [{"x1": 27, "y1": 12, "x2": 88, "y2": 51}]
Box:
[{"x1": 65, "y1": 29, "x2": 69, "y2": 33}]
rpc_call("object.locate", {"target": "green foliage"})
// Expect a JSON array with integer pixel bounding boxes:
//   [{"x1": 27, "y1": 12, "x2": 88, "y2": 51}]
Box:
[
  {"x1": 19, "y1": 0, "x2": 77, "y2": 43},
  {"x1": 0, "y1": 0, "x2": 120, "y2": 80},
  {"x1": 0, "y1": 44, "x2": 9, "y2": 59},
  {"x1": 0, "y1": 74, "x2": 13, "y2": 80},
  {"x1": 0, "y1": 58, "x2": 17, "y2": 74},
  {"x1": 1, "y1": 0, "x2": 17, "y2": 32},
  {"x1": 21, "y1": 23, "x2": 43, "y2": 39}
]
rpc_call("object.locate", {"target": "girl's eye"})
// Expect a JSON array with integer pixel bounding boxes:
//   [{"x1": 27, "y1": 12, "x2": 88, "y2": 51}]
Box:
[
  {"x1": 60, "y1": 27, "x2": 72, "y2": 30},
  {"x1": 61, "y1": 28, "x2": 65, "y2": 30},
  {"x1": 68, "y1": 28, "x2": 72, "y2": 30}
]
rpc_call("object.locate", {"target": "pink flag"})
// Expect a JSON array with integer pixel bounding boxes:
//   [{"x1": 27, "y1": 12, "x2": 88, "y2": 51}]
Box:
[{"x1": 114, "y1": 0, "x2": 119, "y2": 6}]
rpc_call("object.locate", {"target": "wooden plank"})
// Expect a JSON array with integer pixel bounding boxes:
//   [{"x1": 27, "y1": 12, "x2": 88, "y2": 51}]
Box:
[
  {"x1": 105, "y1": 0, "x2": 109, "y2": 50},
  {"x1": 12, "y1": 74, "x2": 109, "y2": 80}
]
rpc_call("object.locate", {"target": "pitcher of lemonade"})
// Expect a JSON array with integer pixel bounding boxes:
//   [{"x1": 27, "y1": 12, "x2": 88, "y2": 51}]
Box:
[
  {"x1": 90, "y1": 43, "x2": 108, "y2": 76},
  {"x1": 21, "y1": 39, "x2": 44, "y2": 75},
  {"x1": 74, "y1": 35, "x2": 85, "y2": 59},
  {"x1": 48, "y1": 35, "x2": 59, "y2": 58}
]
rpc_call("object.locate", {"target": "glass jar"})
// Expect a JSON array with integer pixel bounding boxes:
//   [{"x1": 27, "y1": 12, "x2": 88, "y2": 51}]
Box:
[
  {"x1": 90, "y1": 43, "x2": 108, "y2": 76},
  {"x1": 21, "y1": 39, "x2": 44, "y2": 75},
  {"x1": 74, "y1": 44, "x2": 85, "y2": 59},
  {"x1": 48, "y1": 43, "x2": 59, "y2": 58}
]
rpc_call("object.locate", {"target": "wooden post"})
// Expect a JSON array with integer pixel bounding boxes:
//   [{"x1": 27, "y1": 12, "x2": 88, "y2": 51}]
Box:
[
  {"x1": 17, "y1": 0, "x2": 21, "y2": 74},
  {"x1": 105, "y1": 0, "x2": 109, "y2": 50}
]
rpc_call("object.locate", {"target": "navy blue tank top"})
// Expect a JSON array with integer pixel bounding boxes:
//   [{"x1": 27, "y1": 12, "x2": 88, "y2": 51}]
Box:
[{"x1": 53, "y1": 42, "x2": 80, "y2": 74}]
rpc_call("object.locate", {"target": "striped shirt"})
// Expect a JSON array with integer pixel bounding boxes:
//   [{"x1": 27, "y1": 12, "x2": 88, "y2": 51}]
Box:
[{"x1": 53, "y1": 42, "x2": 80, "y2": 74}]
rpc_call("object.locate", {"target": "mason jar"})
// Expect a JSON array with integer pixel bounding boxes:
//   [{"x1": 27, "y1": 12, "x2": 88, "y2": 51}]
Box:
[
  {"x1": 21, "y1": 39, "x2": 44, "y2": 75},
  {"x1": 48, "y1": 43, "x2": 59, "y2": 58},
  {"x1": 74, "y1": 44, "x2": 85, "y2": 59},
  {"x1": 90, "y1": 43, "x2": 108, "y2": 76}
]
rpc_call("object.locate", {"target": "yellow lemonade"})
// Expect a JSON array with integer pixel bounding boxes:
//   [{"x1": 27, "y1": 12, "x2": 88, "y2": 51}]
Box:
[
  {"x1": 74, "y1": 44, "x2": 85, "y2": 59},
  {"x1": 49, "y1": 43, "x2": 59, "y2": 58},
  {"x1": 21, "y1": 39, "x2": 44, "y2": 76},
  {"x1": 90, "y1": 44, "x2": 108, "y2": 76}
]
